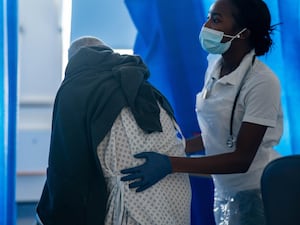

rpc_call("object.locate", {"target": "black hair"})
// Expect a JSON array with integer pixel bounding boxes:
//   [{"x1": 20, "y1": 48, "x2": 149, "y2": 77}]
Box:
[{"x1": 230, "y1": 0, "x2": 278, "y2": 56}]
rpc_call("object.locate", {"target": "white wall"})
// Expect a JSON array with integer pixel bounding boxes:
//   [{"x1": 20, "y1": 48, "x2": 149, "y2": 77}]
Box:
[{"x1": 16, "y1": 0, "x2": 136, "y2": 202}]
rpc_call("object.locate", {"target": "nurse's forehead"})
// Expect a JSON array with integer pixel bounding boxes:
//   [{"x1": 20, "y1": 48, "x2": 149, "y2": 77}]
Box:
[{"x1": 209, "y1": 0, "x2": 235, "y2": 17}]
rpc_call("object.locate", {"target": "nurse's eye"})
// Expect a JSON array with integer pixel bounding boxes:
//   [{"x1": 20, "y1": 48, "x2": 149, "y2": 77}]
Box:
[
  {"x1": 212, "y1": 15, "x2": 221, "y2": 23},
  {"x1": 207, "y1": 12, "x2": 222, "y2": 24}
]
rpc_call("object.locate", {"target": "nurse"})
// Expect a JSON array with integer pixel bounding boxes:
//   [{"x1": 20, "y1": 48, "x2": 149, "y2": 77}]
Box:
[{"x1": 121, "y1": 0, "x2": 283, "y2": 224}]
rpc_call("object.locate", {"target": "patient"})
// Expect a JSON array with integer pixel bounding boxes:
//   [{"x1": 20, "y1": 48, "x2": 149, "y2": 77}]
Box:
[{"x1": 36, "y1": 36, "x2": 191, "y2": 225}]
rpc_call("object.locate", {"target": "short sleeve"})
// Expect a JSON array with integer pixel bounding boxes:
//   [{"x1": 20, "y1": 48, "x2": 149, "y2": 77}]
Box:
[{"x1": 243, "y1": 70, "x2": 281, "y2": 128}]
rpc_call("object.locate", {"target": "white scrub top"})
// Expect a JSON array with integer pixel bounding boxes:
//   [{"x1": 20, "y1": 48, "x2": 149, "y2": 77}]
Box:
[{"x1": 196, "y1": 50, "x2": 283, "y2": 194}]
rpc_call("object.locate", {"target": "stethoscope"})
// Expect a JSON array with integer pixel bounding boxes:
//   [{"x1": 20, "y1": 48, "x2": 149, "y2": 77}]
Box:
[
  {"x1": 203, "y1": 57, "x2": 255, "y2": 148},
  {"x1": 226, "y1": 58, "x2": 255, "y2": 148},
  {"x1": 226, "y1": 87, "x2": 240, "y2": 148}
]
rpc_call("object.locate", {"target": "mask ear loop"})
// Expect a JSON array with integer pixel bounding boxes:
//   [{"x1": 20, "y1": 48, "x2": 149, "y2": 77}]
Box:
[
  {"x1": 236, "y1": 28, "x2": 247, "y2": 38},
  {"x1": 224, "y1": 28, "x2": 247, "y2": 40}
]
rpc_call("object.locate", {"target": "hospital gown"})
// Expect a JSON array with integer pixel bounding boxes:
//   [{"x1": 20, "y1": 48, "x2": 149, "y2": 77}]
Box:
[{"x1": 97, "y1": 106, "x2": 191, "y2": 225}]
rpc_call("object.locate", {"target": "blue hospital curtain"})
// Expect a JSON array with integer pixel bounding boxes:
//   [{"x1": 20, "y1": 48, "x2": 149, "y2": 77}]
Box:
[
  {"x1": 257, "y1": 0, "x2": 300, "y2": 156},
  {"x1": 275, "y1": 0, "x2": 300, "y2": 155},
  {"x1": 125, "y1": 0, "x2": 300, "y2": 224},
  {"x1": 0, "y1": 0, "x2": 18, "y2": 224},
  {"x1": 125, "y1": 0, "x2": 207, "y2": 137},
  {"x1": 124, "y1": 1, "x2": 215, "y2": 224}
]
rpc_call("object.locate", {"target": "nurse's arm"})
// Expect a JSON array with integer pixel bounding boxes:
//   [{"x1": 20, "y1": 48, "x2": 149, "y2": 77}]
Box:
[
  {"x1": 185, "y1": 134, "x2": 205, "y2": 154},
  {"x1": 170, "y1": 122, "x2": 267, "y2": 175}
]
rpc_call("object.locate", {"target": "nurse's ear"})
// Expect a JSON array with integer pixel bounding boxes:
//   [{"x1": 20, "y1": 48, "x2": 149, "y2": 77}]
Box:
[{"x1": 238, "y1": 28, "x2": 251, "y2": 39}]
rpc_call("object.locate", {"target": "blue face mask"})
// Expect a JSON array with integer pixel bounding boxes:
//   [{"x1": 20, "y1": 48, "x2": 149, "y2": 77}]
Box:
[{"x1": 199, "y1": 27, "x2": 247, "y2": 54}]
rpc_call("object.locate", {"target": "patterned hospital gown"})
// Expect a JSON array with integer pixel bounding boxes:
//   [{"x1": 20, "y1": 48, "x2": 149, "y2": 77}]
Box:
[{"x1": 97, "y1": 106, "x2": 191, "y2": 225}]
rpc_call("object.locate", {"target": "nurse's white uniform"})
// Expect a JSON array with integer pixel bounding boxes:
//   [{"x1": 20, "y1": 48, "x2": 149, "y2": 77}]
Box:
[{"x1": 196, "y1": 50, "x2": 283, "y2": 194}]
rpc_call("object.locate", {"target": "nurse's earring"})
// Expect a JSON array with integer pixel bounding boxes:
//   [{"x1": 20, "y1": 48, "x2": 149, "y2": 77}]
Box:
[{"x1": 237, "y1": 28, "x2": 250, "y2": 40}]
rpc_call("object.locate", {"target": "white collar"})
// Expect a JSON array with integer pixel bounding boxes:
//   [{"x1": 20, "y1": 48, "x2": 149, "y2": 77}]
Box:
[{"x1": 207, "y1": 49, "x2": 256, "y2": 86}]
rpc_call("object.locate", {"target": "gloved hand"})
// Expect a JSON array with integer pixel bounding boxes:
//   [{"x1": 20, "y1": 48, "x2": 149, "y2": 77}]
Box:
[{"x1": 121, "y1": 151, "x2": 172, "y2": 192}]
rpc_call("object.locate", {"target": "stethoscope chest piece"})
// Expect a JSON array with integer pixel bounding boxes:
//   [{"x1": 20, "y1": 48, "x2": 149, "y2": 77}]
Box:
[{"x1": 226, "y1": 135, "x2": 235, "y2": 148}]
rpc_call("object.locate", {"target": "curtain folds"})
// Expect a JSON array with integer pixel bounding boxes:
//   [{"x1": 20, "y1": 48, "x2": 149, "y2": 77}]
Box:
[
  {"x1": 124, "y1": 1, "x2": 216, "y2": 224},
  {"x1": 125, "y1": 0, "x2": 208, "y2": 138},
  {"x1": 276, "y1": 0, "x2": 300, "y2": 155},
  {"x1": 0, "y1": 0, "x2": 18, "y2": 224}
]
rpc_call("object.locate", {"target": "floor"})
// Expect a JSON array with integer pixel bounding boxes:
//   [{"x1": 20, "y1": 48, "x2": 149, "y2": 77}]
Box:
[{"x1": 17, "y1": 202, "x2": 37, "y2": 225}]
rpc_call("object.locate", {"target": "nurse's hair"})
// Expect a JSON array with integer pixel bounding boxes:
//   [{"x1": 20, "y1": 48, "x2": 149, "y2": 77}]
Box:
[
  {"x1": 68, "y1": 36, "x2": 107, "y2": 60},
  {"x1": 230, "y1": 0, "x2": 278, "y2": 56}
]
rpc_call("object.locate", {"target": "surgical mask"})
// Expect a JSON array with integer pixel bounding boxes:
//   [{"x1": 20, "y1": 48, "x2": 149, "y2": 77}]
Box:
[{"x1": 199, "y1": 27, "x2": 247, "y2": 54}]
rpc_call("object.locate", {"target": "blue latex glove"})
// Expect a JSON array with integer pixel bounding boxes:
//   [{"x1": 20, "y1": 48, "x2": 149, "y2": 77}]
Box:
[{"x1": 121, "y1": 151, "x2": 172, "y2": 192}]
